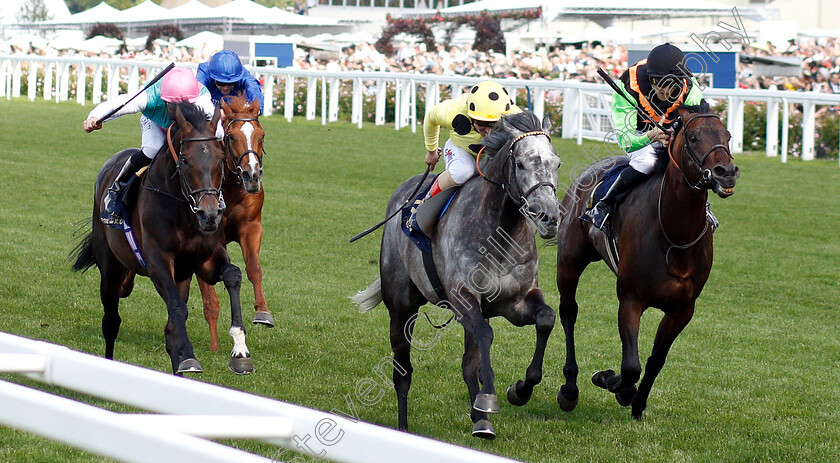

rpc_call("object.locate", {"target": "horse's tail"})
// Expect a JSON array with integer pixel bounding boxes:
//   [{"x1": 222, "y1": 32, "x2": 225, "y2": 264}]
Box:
[
  {"x1": 351, "y1": 277, "x2": 382, "y2": 313},
  {"x1": 70, "y1": 223, "x2": 96, "y2": 273}
]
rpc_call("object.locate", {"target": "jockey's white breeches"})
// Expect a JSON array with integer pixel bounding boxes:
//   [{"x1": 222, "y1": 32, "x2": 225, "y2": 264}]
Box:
[
  {"x1": 627, "y1": 141, "x2": 663, "y2": 175},
  {"x1": 140, "y1": 115, "x2": 166, "y2": 159},
  {"x1": 442, "y1": 138, "x2": 476, "y2": 185}
]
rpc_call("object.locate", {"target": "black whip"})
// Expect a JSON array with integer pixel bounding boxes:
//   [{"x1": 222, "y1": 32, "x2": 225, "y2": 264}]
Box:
[{"x1": 349, "y1": 167, "x2": 431, "y2": 243}]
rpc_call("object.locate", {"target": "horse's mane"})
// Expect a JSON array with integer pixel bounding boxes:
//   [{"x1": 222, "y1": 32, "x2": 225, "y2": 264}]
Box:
[
  {"x1": 224, "y1": 93, "x2": 255, "y2": 114},
  {"x1": 678, "y1": 98, "x2": 712, "y2": 114},
  {"x1": 172, "y1": 101, "x2": 213, "y2": 130},
  {"x1": 481, "y1": 111, "x2": 544, "y2": 156}
]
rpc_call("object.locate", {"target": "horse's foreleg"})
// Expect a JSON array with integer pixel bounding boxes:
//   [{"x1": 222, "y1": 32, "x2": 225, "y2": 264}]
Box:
[
  {"x1": 220, "y1": 262, "x2": 254, "y2": 375},
  {"x1": 463, "y1": 330, "x2": 495, "y2": 439},
  {"x1": 632, "y1": 305, "x2": 695, "y2": 419},
  {"x1": 148, "y1": 259, "x2": 201, "y2": 375},
  {"x1": 596, "y1": 299, "x2": 643, "y2": 408},
  {"x1": 240, "y1": 223, "x2": 272, "y2": 327},
  {"x1": 197, "y1": 277, "x2": 221, "y2": 351},
  {"x1": 507, "y1": 298, "x2": 555, "y2": 408},
  {"x1": 455, "y1": 293, "x2": 498, "y2": 417}
]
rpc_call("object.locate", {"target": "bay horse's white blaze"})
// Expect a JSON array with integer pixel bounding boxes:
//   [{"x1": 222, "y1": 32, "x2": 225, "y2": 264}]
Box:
[{"x1": 229, "y1": 326, "x2": 250, "y2": 357}]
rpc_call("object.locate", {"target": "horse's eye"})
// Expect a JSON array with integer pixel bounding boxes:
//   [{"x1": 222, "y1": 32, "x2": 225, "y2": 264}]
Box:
[
  {"x1": 516, "y1": 160, "x2": 525, "y2": 169},
  {"x1": 688, "y1": 135, "x2": 698, "y2": 143}
]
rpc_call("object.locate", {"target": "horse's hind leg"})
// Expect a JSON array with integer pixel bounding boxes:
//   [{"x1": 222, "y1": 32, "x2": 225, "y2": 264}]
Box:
[
  {"x1": 98, "y1": 258, "x2": 132, "y2": 360},
  {"x1": 506, "y1": 295, "x2": 555, "y2": 408},
  {"x1": 381, "y1": 270, "x2": 425, "y2": 432},
  {"x1": 463, "y1": 330, "x2": 495, "y2": 439},
  {"x1": 556, "y1": 261, "x2": 587, "y2": 412},
  {"x1": 197, "y1": 277, "x2": 221, "y2": 351},
  {"x1": 632, "y1": 305, "x2": 695, "y2": 419}
]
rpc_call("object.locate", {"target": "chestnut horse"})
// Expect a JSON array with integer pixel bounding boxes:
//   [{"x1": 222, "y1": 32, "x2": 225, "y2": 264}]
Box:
[
  {"x1": 555, "y1": 102, "x2": 740, "y2": 418},
  {"x1": 197, "y1": 95, "x2": 272, "y2": 352},
  {"x1": 71, "y1": 102, "x2": 254, "y2": 375}
]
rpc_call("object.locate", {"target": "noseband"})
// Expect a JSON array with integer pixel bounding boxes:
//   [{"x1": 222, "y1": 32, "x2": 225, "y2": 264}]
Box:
[
  {"x1": 224, "y1": 117, "x2": 264, "y2": 185},
  {"x1": 166, "y1": 125, "x2": 225, "y2": 214},
  {"x1": 476, "y1": 130, "x2": 558, "y2": 209},
  {"x1": 669, "y1": 113, "x2": 733, "y2": 190}
]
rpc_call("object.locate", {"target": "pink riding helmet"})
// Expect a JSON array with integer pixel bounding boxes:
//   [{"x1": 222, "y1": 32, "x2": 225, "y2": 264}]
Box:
[{"x1": 160, "y1": 67, "x2": 201, "y2": 103}]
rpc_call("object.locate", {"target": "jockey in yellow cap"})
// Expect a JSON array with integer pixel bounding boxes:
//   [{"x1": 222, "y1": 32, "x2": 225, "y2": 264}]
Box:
[{"x1": 407, "y1": 80, "x2": 520, "y2": 231}]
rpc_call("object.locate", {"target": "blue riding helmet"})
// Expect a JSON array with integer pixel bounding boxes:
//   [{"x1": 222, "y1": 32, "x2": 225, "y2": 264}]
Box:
[{"x1": 208, "y1": 50, "x2": 245, "y2": 84}]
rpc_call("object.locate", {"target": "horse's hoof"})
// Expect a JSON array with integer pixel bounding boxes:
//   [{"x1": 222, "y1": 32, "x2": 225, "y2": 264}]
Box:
[
  {"x1": 473, "y1": 393, "x2": 500, "y2": 413},
  {"x1": 506, "y1": 381, "x2": 531, "y2": 407},
  {"x1": 615, "y1": 387, "x2": 636, "y2": 407},
  {"x1": 253, "y1": 312, "x2": 275, "y2": 327},
  {"x1": 229, "y1": 355, "x2": 255, "y2": 375},
  {"x1": 591, "y1": 370, "x2": 615, "y2": 390},
  {"x1": 177, "y1": 358, "x2": 203, "y2": 374},
  {"x1": 557, "y1": 385, "x2": 579, "y2": 412},
  {"x1": 472, "y1": 420, "x2": 496, "y2": 440}
]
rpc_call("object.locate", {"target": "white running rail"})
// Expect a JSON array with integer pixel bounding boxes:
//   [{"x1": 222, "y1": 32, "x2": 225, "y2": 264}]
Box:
[
  {"x1": 0, "y1": 331, "x2": 520, "y2": 463},
  {"x1": 2, "y1": 54, "x2": 840, "y2": 162}
]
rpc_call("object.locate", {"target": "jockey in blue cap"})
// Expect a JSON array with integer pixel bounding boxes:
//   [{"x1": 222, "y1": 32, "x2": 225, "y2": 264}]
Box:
[{"x1": 196, "y1": 50, "x2": 265, "y2": 114}]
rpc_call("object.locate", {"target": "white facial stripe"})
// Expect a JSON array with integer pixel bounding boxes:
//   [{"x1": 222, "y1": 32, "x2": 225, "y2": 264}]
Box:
[{"x1": 240, "y1": 122, "x2": 260, "y2": 170}]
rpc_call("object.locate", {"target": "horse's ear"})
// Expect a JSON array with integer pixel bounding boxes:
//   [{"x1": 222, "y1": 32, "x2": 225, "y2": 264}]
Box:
[
  {"x1": 210, "y1": 100, "x2": 222, "y2": 129},
  {"x1": 221, "y1": 98, "x2": 232, "y2": 118},
  {"x1": 542, "y1": 114, "x2": 553, "y2": 133},
  {"x1": 174, "y1": 103, "x2": 193, "y2": 133},
  {"x1": 250, "y1": 97, "x2": 260, "y2": 116},
  {"x1": 677, "y1": 106, "x2": 692, "y2": 121}
]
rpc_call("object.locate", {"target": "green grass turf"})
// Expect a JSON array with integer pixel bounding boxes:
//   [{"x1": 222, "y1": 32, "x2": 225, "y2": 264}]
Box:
[{"x1": 0, "y1": 98, "x2": 839, "y2": 462}]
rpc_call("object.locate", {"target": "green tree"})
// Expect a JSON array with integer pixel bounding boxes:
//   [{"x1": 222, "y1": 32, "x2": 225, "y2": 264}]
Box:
[{"x1": 17, "y1": 0, "x2": 53, "y2": 22}]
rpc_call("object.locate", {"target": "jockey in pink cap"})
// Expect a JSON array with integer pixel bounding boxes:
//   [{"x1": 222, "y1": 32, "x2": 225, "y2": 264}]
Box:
[{"x1": 83, "y1": 67, "x2": 222, "y2": 225}]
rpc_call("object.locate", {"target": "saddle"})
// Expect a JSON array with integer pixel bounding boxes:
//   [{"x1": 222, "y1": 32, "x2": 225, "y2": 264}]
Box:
[
  {"x1": 401, "y1": 176, "x2": 459, "y2": 253},
  {"x1": 585, "y1": 159, "x2": 631, "y2": 210}
]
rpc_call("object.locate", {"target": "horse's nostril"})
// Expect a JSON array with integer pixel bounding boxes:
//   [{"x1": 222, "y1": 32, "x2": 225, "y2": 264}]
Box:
[{"x1": 713, "y1": 165, "x2": 727, "y2": 177}]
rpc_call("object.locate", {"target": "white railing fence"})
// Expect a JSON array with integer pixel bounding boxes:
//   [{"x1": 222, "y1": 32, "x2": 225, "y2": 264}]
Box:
[
  {"x1": 3, "y1": 54, "x2": 840, "y2": 163},
  {"x1": 0, "y1": 331, "x2": 519, "y2": 463}
]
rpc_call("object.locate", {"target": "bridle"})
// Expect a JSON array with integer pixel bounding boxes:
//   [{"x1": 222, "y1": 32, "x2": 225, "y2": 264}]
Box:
[
  {"x1": 165, "y1": 125, "x2": 226, "y2": 214},
  {"x1": 668, "y1": 113, "x2": 733, "y2": 191},
  {"x1": 476, "y1": 130, "x2": 558, "y2": 213},
  {"x1": 224, "y1": 117, "x2": 264, "y2": 186}
]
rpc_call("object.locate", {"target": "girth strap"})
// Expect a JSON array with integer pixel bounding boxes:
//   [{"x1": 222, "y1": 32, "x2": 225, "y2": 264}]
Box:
[{"x1": 421, "y1": 247, "x2": 448, "y2": 303}]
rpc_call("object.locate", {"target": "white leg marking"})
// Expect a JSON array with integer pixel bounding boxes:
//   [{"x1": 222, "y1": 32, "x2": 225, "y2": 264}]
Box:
[{"x1": 229, "y1": 326, "x2": 250, "y2": 357}]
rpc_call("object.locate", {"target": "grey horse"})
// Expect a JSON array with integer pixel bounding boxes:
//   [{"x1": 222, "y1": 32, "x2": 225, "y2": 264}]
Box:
[{"x1": 352, "y1": 111, "x2": 562, "y2": 439}]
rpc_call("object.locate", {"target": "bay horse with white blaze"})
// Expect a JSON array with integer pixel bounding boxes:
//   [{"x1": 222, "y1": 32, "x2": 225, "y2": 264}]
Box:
[
  {"x1": 197, "y1": 94, "x2": 272, "y2": 352},
  {"x1": 353, "y1": 111, "x2": 562, "y2": 438},
  {"x1": 71, "y1": 102, "x2": 254, "y2": 375},
  {"x1": 555, "y1": 102, "x2": 740, "y2": 418}
]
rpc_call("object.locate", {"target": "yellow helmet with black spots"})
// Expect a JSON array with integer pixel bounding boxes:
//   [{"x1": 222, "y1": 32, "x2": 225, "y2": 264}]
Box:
[{"x1": 467, "y1": 81, "x2": 513, "y2": 122}]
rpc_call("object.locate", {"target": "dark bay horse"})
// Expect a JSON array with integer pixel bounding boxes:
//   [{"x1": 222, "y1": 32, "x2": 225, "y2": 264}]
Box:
[
  {"x1": 352, "y1": 111, "x2": 562, "y2": 438},
  {"x1": 197, "y1": 95, "x2": 272, "y2": 352},
  {"x1": 555, "y1": 102, "x2": 740, "y2": 419},
  {"x1": 71, "y1": 102, "x2": 254, "y2": 375}
]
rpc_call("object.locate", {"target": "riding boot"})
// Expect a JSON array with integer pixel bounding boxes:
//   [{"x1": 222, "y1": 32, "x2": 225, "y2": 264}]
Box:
[
  {"x1": 581, "y1": 167, "x2": 648, "y2": 231},
  {"x1": 406, "y1": 177, "x2": 441, "y2": 233},
  {"x1": 103, "y1": 150, "x2": 152, "y2": 222}
]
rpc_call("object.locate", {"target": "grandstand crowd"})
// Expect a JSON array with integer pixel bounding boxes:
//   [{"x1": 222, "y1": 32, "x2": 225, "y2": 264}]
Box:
[{"x1": 6, "y1": 34, "x2": 840, "y2": 94}]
